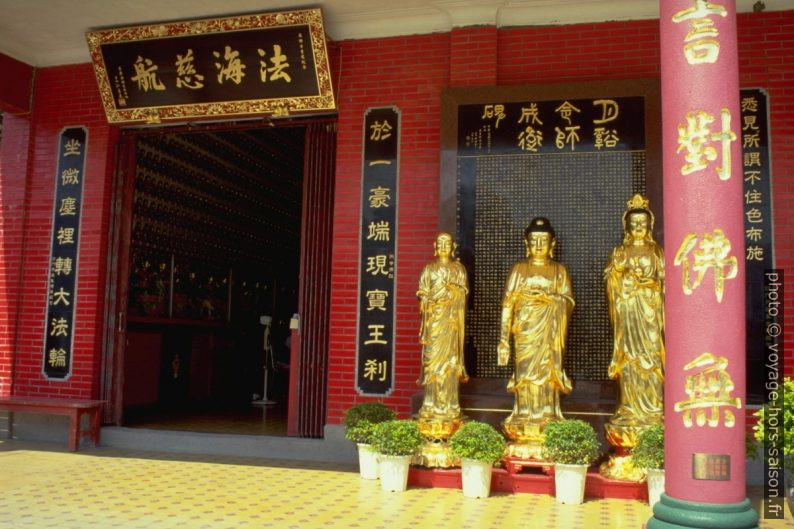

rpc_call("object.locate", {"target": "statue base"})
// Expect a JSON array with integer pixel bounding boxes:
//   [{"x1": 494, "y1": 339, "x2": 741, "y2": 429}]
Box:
[
  {"x1": 413, "y1": 415, "x2": 462, "y2": 468},
  {"x1": 599, "y1": 454, "x2": 645, "y2": 482},
  {"x1": 605, "y1": 419, "x2": 661, "y2": 449},
  {"x1": 502, "y1": 417, "x2": 548, "y2": 460},
  {"x1": 417, "y1": 415, "x2": 462, "y2": 439},
  {"x1": 504, "y1": 440, "x2": 546, "y2": 460},
  {"x1": 413, "y1": 438, "x2": 460, "y2": 468}
]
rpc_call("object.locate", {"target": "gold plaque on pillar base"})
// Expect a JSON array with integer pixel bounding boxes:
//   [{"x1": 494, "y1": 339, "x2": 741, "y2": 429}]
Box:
[{"x1": 599, "y1": 455, "x2": 646, "y2": 482}]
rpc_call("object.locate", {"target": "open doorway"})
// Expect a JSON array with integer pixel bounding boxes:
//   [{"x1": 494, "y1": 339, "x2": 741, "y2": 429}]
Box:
[{"x1": 103, "y1": 120, "x2": 335, "y2": 437}]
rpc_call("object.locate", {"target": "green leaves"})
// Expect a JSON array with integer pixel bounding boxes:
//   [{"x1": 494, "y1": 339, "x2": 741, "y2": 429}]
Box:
[
  {"x1": 542, "y1": 419, "x2": 601, "y2": 466},
  {"x1": 344, "y1": 402, "x2": 396, "y2": 443},
  {"x1": 752, "y1": 377, "x2": 794, "y2": 473},
  {"x1": 449, "y1": 421, "x2": 507, "y2": 464},
  {"x1": 372, "y1": 420, "x2": 423, "y2": 456},
  {"x1": 631, "y1": 424, "x2": 664, "y2": 470}
]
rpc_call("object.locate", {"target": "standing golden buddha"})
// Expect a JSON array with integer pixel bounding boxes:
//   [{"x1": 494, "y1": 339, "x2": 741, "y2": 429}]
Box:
[
  {"x1": 498, "y1": 217, "x2": 574, "y2": 459},
  {"x1": 604, "y1": 194, "x2": 665, "y2": 454},
  {"x1": 416, "y1": 232, "x2": 469, "y2": 465}
]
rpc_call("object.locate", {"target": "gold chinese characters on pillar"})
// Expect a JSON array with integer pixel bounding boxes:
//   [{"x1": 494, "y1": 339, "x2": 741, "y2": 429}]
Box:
[
  {"x1": 86, "y1": 8, "x2": 335, "y2": 124},
  {"x1": 498, "y1": 217, "x2": 574, "y2": 459},
  {"x1": 674, "y1": 228, "x2": 738, "y2": 302},
  {"x1": 674, "y1": 352, "x2": 742, "y2": 428}
]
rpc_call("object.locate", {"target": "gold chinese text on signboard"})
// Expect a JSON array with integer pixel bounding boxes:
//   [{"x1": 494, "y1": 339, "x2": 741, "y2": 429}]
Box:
[
  {"x1": 44, "y1": 127, "x2": 87, "y2": 379},
  {"x1": 357, "y1": 107, "x2": 399, "y2": 396},
  {"x1": 86, "y1": 9, "x2": 335, "y2": 124}
]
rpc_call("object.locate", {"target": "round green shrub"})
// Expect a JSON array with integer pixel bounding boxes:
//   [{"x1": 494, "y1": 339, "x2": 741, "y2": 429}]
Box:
[
  {"x1": 753, "y1": 377, "x2": 794, "y2": 473},
  {"x1": 372, "y1": 420, "x2": 423, "y2": 457},
  {"x1": 631, "y1": 423, "x2": 664, "y2": 470},
  {"x1": 344, "y1": 402, "x2": 395, "y2": 428},
  {"x1": 449, "y1": 421, "x2": 506, "y2": 464},
  {"x1": 541, "y1": 419, "x2": 601, "y2": 465},
  {"x1": 343, "y1": 402, "x2": 395, "y2": 443},
  {"x1": 345, "y1": 421, "x2": 378, "y2": 444}
]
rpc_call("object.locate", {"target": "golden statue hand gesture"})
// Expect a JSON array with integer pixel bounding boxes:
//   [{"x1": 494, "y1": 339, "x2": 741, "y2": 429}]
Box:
[{"x1": 497, "y1": 339, "x2": 511, "y2": 366}]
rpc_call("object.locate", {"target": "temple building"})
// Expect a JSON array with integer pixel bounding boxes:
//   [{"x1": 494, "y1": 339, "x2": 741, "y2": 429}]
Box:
[{"x1": 0, "y1": 1, "x2": 792, "y2": 525}]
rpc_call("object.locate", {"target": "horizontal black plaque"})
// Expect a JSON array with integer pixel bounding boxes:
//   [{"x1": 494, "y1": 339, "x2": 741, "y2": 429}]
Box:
[
  {"x1": 86, "y1": 9, "x2": 335, "y2": 124},
  {"x1": 43, "y1": 127, "x2": 87, "y2": 380},
  {"x1": 458, "y1": 96, "x2": 645, "y2": 156},
  {"x1": 356, "y1": 107, "x2": 400, "y2": 396}
]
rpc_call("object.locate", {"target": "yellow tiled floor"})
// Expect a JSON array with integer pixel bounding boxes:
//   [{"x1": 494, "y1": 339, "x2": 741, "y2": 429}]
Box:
[{"x1": 0, "y1": 440, "x2": 791, "y2": 529}]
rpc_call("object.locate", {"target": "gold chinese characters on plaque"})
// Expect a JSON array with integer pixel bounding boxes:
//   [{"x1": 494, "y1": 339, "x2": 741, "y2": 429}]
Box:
[{"x1": 86, "y1": 8, "x2": 335, "y2": 124}]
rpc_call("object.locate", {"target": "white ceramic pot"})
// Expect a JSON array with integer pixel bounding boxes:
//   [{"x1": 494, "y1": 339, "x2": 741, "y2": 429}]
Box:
[
  {"x1": 357, "y1": 443, "x2": 379, "y2": 480},
  {"x1": 461, "y1": 459, "x2": 493, "y2": 498},
  {"x1": 554, "y1": 463, "x2": 588, "y2": 504},
  {"x1": 646, "y1": 468, "x2": 665, "y2": 508},
  {"x1": 379, "y1": 454, "x2": 412, "y2": 492}
]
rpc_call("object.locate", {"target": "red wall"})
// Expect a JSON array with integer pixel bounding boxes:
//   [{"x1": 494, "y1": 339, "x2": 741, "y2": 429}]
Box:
[
  {"x1": 0, "y1": 114, "x2": 31, "y2": 396},
  {"x1": 0, "y1": 64, "x2": 118, "y2": 398},
  {"x1": 325, "y1": 11, "x2": 794, "y2": 424},
  {"x1": 0, "y1": 52, "x2": 34, "y2": 114},
  {"x1": 327, "y1": 33, "x2": 452, "y2": 421},
  {"x1": 0, "y1": 11, "x2": 790, "y2": 420}
]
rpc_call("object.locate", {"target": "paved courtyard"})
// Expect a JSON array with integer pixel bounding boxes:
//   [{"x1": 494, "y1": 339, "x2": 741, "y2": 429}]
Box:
[{"x1": 0, "y1": 440, "x2": 791, "y2": 529}]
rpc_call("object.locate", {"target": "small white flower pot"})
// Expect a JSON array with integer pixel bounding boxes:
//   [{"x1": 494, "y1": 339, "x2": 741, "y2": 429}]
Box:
[
  {"x1": 461, "y1": 459, "x2": 493, "y2": 498},
  {"x1": 646, "y1": 468, "x2": 665, "y2": 508},
  {"x1": 357, "y1": 443, "x2": 379, "y2": 480},
  {"x1": 554, "y1": 463, "x2": 588, "y2": 504},
  {"x1": 379, "y1": 454, "x2": 412, "y2": 492}
]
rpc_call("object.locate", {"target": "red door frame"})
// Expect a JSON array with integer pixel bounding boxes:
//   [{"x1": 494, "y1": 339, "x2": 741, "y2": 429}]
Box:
[{"x1": 101, "y1": 117, "x2": 337, "y2": 435}]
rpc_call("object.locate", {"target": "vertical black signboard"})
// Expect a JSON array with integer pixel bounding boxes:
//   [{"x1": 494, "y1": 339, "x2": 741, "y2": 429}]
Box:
[
  {"x1": 740, "y1": 88, "x2": 774, "y2": 400},
  {"x1": 43, "y1": 127, "x2": 87, "y2": 379},
  {"x1": 356, "y1": 107, "x2": 399, "y2": 395}
]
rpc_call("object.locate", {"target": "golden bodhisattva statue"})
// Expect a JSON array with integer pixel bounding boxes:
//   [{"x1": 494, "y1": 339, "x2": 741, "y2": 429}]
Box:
[
  {"x1": 601, "y1": 195, "x2": 665, "y2": 480},
  {"x1": 498, "y1": 218, "x2": 574, "y2": 460},
  {"x1": 416, "y1": 232, "x2": 469, "y2": 466}
]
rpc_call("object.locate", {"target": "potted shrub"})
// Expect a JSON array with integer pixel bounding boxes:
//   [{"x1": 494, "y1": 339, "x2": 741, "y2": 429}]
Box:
[
  {"x1": 344, "y1": 402, "x2": 396, "y2": 479},
  {"x1": 371, "y1": 420, "x2": 423, "y2": 492},
  {"x1": 631, "y1": 424, "x2": 664, "y2": 507},
  {"x1": 542, "y1": 419, "x2": 601, "y2": 505},
  {"x1": 449, "y1": 421, "x2": 507, "y2": 498}
]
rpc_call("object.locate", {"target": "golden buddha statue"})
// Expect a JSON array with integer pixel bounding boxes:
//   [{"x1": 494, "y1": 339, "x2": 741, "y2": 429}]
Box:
[
  {"x1": 416, "y1": 232, "x2": 469, "y2": 461},
  {"x1": 604, "y1": 194, "x2": 665, "y2": 453},
  {"x1": 497, "y1": 217, "x2": 574, "y2": 459}
]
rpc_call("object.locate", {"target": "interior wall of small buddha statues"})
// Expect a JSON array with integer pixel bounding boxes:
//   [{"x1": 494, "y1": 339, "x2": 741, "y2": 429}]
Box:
[{"x1": 123, "y1": 127, "x2": 305, "y2": 410}]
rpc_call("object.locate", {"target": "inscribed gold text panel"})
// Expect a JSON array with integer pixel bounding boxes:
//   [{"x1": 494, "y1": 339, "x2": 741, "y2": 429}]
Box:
[{"x1": 86, "y1": 9, "x2": 335, "y2": 124}]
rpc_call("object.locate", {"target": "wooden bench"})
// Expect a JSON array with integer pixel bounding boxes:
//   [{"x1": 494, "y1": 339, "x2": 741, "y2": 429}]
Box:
[{"x1": 0, "y1": 396, "x2": 104, "y2": 451}]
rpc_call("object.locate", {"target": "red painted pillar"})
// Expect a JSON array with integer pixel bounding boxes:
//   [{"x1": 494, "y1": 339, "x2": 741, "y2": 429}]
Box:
[{"x1": 653, "y1": 0, "x2": 758, "y2": 527}]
